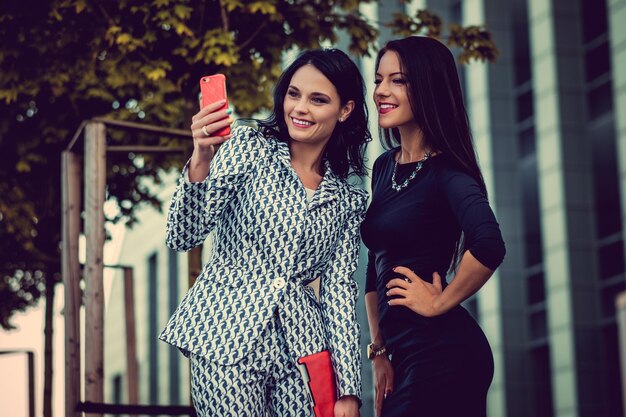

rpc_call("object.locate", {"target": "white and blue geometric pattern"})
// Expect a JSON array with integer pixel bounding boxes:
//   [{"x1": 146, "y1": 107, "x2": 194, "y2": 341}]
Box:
[
  {"x1": 189, "y1": 313, "x2": 312, "y2": 417},
  {"x1": 159, "y1": 125, "x2": 367, "y2": 403}
]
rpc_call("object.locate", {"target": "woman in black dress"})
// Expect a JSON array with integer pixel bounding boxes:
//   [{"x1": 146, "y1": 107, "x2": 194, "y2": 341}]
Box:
[{"x1": 361, "y1": 36, "x2": 506, "y2": 417}]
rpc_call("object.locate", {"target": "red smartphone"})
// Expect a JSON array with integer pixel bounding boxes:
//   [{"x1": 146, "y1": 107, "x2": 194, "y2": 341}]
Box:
[{"x1": 199, "y1": 74, "x2": 231, "y2": 137}]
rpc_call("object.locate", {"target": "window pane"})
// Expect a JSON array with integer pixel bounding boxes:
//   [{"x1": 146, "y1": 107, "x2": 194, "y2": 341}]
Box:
[
  {"x1": 601, "y1": 281, "x2": 626, "y2": 318},
  {"x1": 528, "y1": 272, "x2": 546, "y2": 304},
  {"x1": 464, "y1": 296, "x2": 479, "y2": 321},
  {"x1": 512, "y1": 0, "x2": 531, "y2": 85},
  {"x1": 168, "y1": 249, "x2": 180, "y2": 404},
  {"x1": 518, "y1": 126, "x2": 536, "y2": 157},
  {"x1": 591, "y1": 117, "x2": 621, "y2": 237},
  {"x1": 599, "y1": 241, "x2": 625, "y2": 280},
  {"x1": 112, "y1": 375, "x2": 122, "y2": 417},
  {"x1": 530, "y1": 345, "x2": 555, "y2": 417},
  {"x1": 581, "y1": 0, "x2": 608, "y2": 43},
  {"x1": 148, "y1": 253, "x2": 159, "y2": 404},
  {"x1": 530, "y1": 309, "x2": 548, "y2": 340},
  {"x1": 517, "y1": 90, "x2": 534, "y2": 122},
  {"x1": 585, "y1": 42, "x2": 610, "y2": 82},
  {"x1": 587, "y1": 81, "x2": 613, "y2": 120},
  {"x1": 521, "y1": 155, "x2": 543, "y2": 266},
  {"x1": 603, "y1": 324, "x2": 625, "y2": 416}
]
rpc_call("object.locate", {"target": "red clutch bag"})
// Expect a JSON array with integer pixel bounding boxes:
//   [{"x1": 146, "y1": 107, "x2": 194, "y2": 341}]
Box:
[{"x1": 297, "y1": 350, "x2": 337, "y2": 417}]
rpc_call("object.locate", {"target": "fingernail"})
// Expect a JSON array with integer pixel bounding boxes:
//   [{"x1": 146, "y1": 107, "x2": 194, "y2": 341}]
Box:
[
  {"x1": 219, "y1": 99, "x2": 226, "y2": 104},
  {"x1": 226, "y1": 108, "x2": 233, "y2": 115}
]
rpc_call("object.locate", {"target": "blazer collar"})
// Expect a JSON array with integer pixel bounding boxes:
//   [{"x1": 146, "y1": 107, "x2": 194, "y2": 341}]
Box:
[
  {"x1": 311, "y1": 164, "x2": 342, "y2": 209},
  {"x1": 274, "y1": 138, "x2": 343, "y2": 209}
]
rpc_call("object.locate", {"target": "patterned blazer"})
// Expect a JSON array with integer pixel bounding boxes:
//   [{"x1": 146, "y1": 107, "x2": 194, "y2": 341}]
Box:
[{"x1": 159, "y1": 125, "x2": 367, "y2": 399}]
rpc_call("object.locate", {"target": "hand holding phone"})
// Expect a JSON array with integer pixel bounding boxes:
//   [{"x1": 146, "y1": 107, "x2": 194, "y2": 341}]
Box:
[{"x1": 199, "y1": 74, "x2": 231, "y2": 137}]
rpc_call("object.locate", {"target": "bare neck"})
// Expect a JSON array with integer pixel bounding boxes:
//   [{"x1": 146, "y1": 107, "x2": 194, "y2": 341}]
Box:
[
  {"x1": 289, "y1": 141, "x2": 326, "y2": 187},
  {"x1": 397, "y1": 124, "x2": 430, "y2": 163}
]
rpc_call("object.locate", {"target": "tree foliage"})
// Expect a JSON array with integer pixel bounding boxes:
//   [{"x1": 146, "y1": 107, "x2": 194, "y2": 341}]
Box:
[{"x1": 0, "y1": 0, "x2": 497, "y2": 329}]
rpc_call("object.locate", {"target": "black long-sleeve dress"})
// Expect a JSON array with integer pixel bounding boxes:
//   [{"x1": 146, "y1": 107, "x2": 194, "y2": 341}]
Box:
[{"x1": 361, "y1": 149, "x2": 506, "y2": 417}]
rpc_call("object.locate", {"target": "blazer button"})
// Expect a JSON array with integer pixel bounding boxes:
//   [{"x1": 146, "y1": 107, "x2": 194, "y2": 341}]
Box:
[{"x1": 273, "y1": 277, "x2": 286, "y2": 289}]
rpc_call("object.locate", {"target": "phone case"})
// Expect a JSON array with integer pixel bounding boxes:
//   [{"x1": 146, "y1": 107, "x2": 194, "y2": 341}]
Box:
[{"x1": 200, "y1": 74, "x2": 231, "y2": 137}]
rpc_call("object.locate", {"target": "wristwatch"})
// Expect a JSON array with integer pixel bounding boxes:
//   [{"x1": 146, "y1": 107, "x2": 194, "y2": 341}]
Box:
[{"x1": 367, "y1": 343, "x2": 387, "y2": 360}]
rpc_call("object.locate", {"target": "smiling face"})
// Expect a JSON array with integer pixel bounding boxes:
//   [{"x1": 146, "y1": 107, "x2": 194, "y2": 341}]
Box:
[
  {"x1": 374, "y1": 51, "x2": 418, "y2": 130},
  {"x1": 283, "y1": 64, "x2": 353, "y2": 146}
]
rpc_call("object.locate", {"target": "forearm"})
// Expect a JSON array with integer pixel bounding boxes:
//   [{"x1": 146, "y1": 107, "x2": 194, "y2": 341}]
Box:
[
  {"x1": 322, "y1": 278, "x2": 361, "y2": 398},
  {"x1": 188, "y1": 150, "x2": 214, "y2": 183},
  {"x1": 434, "y1": 250, "x2": 494, "y2": 314},
  {"x1": 365, "y1": 291, "x2": 384, "y2": 345},
  {"x1": 165, "y1": 175, "x2": 210, "y2": 251}
]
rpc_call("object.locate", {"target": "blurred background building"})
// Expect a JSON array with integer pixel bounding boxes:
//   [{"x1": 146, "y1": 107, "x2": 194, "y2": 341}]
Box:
[{"x1": 101, "y1": 0, "x2": 626, "y2": 416}]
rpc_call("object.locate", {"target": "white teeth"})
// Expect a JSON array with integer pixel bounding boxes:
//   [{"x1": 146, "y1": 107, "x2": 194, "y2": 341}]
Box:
[
  {"x1": 292, "y1": 118, "x2": 313, "y2": 126},
  {"x1": 380, "y1": 104, "x2": 397, "y2": 109}
]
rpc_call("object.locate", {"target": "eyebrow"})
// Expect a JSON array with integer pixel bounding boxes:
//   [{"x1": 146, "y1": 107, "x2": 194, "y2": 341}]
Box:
[
  {"x1": 375, "y1": 71, "x2": 406, "y2": 77},
  {"x1": 287, "y1": 85, "x2": 332, "y2": 100}
]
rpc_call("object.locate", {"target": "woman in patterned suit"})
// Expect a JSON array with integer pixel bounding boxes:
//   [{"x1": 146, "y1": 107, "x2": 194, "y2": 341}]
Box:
[
  {"x1": 160, "y1": 49, "x2": 370, "y2": 417},
  {"x1": 361, "y1": 37, "x2": 506, "y2": 417}
]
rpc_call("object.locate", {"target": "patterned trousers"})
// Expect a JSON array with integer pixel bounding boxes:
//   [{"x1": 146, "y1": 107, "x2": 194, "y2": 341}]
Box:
[{"x1": 189, "y1": 312, "x2": 313, "y2": 417}]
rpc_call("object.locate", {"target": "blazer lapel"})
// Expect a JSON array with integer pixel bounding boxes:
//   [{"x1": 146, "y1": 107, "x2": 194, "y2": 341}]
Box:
[
  {"x1": 309, "y1": 163, "x2": 342, "y2": 210},
  {"x1": 272, "y1": 138, "x2": 343, "y2": 209},
  {"x1": 274, "y1": 139, "x2": 292, "y2": 169}
]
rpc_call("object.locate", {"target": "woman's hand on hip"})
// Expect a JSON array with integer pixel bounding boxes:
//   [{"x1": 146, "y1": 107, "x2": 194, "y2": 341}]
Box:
[
  {"x1": 386, "y1": 267, "x2": 444, "y2": 317},
  {"x1": 334, "y1": 395, "x2": 360, "y2": 417},
  {"x1": 372, "y1": 354, "x2": 394, "y2": 417}
]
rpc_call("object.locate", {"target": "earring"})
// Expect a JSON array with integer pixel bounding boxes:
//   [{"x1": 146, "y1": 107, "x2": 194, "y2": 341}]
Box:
[{"x1": 339, "y1": 117, "x2": 344, "y2": 122}]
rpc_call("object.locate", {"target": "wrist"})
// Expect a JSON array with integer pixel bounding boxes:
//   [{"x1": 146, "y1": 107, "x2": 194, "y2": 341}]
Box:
[
  {"x1": 337, "y1": 395, "x2": 361, "y2": 408},
  {"x1": 431, "y1": 294, "x2": 449, "y2": 316},
  {"x1": 188, "y1": 153, "x2": 212, "y2": 182},
  {"x1": 338, "y1": 395, "x2": 359, "y2": 402},
  {"x1": 191, "y1": 149, "x2": 214, "y2": 166},
  {"x1": 367, "y1": 342, "x2": 387, "y2": 360}
]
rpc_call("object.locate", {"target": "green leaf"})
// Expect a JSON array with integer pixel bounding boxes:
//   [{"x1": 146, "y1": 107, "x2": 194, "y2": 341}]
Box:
[
  {"x1": 173, "y1": 5, "x2": 192, "y2": 20},
  {"x1": 146, "y1": 68, "x2": 167, "y2": 80},
  {"x1": 174, "y1": 23, "x2": 193, "y2": 37},
  {"x1": 16, "y1": 160, "x2": 31, "y2": 173},
  {"x1": 116, "y1": 33, "x2": 133, "y2": 45},
  {"x1": 75, "y1": 0, "x2": 87, "y2": 14},
  {"x1": 248, "y1": 1, "x2": 277, "y2": 15}
]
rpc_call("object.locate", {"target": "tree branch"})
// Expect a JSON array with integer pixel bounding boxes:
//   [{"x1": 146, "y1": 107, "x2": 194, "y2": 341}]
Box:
[
  {"x1": 93, "y1": 0, "x2": 116, "y2": 27},
  {"x1": 218, "y1": 0, "x2": 229, "y2": 32}
]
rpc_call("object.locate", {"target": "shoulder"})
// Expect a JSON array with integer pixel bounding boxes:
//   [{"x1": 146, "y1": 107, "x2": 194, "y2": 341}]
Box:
[
  {"x1": 431, "y1": 154, "x2": 485, "y2": 196},
  {"x1": 213, "y1": 125, "x2": 270, "y2": 163},
  {"x1": 229, "y1": 124, "x2": 268, "y2": 149},
  {"x1": 372, "y1": 148, "x2": 396, "y2": 172},
  {"x1": 208, "y1": 125, "x2": 270, "y2": 176}
]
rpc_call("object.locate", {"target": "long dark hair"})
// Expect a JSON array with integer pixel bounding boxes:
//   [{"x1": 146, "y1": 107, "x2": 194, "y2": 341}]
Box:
[
  {"x1": 257, "y1": 49, "x2": 371, "y2": 179},
  {"x1": 376, "y1": 36, "x2": 487, "y2": 270},
  {"x1": 376, "y1": 36, "x2": 486, "y2": 193}
]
